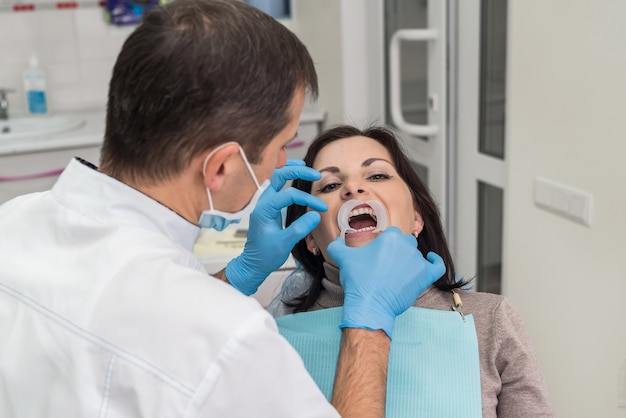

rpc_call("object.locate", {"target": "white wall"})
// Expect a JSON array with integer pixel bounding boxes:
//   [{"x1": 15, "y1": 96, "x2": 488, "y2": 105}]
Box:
[
  {"x1": 0, "y1": 2, "x2": 374, "y2": 125},
  {"x1": 0, "y1": 7, "x2": 133, "y2": 115},
  {"x1": 291, "y1": 0, "x2": 384, "y2": 128},
  {"x1": 290, "y1": 0, "x2": 343, "y2": 127},
  {"x1": 505, "y1": 1, "x2": 626, "y2": 417}
]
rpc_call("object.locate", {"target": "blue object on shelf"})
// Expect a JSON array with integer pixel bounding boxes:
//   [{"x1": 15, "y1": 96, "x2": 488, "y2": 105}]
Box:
[
  {"x1": 105, "y1": 0, "x2": 162, "y2": 26},
  {"x1": 245, "y1": 0, "x2": 290, "y2": 20}
]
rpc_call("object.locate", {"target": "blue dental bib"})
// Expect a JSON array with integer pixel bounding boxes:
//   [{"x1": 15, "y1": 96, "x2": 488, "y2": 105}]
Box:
[{"x1": 276, "y1": 306, "x2": 482, "y2": 418}]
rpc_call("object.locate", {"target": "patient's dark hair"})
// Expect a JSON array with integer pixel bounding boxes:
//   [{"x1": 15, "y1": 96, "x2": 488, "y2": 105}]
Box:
[
  {"x1": 100, "y1": 0, "x2": 317, "y2": 185},
  {"x1": 286, "y1": 125, "x2": 469, "y2": 312}
]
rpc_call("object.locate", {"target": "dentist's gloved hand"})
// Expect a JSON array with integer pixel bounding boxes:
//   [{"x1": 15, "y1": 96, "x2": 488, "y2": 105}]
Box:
[
  {"x1": 327, "y1": 226, "x2": 446, "y2": 339},
  {"x1": 226, "y1": 160, "x2": 328, "y2": 296}
]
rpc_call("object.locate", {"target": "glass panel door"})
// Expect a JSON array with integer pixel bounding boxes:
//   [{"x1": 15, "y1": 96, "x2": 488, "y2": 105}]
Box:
[
  {"x1": 383, "y1": 0, "x2": 508, "y2": 294},
  {"x1": 456, "y1": 0, "x2": 509, "y2": 293},
  {"x1": 385, "y1": 0, "x2": 449, "y2": 227},
  {"x1": 384, "y1": 1, "x2": 429, "y2": 128}
]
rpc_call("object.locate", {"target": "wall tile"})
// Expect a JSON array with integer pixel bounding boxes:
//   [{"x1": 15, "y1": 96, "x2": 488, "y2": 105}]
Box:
[
  {"x1": 74, "y1": 8, "x2": 109, "y2": 60},
  {"x1": 79, "y1": 59, "x2": 113, "y2": 109},
  {"x1": 105, "y1": 24, "x2": 135, "y2": 57},
  {"x1": 0, "y1": 13, "x2": 38, "y2": 66},
  {"x1": 74, "y1": 8, "x2": 135, "y2": 60},
  {"x1": 0, "y1": 64, "x2": 26, "y2": 117},
  {"x1": 46, "y1": 61, "x2": 83, "y2": 111},
  {"x1": 0, "y1": 64, "x2": 22, "y2": 91},
  {"x1": 1, "y1": 7, "x2": 131, "y2": 111},
  {"x1": 30, "y1": 10, "x2": 78, "y2": 64}
]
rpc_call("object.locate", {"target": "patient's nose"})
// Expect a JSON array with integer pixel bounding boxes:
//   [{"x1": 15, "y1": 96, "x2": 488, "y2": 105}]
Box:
[{"x1": 342, "y1": 181, "x2": 367, "y2": 198}]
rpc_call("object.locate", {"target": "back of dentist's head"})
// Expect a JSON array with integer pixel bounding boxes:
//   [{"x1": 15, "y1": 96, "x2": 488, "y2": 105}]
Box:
[{"x1": 100, "y1": 0, "x2": 318, "y2": 185}]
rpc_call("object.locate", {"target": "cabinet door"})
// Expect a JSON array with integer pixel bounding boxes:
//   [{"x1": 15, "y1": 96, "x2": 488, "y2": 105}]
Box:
[{"x1": 0, "y1": 146, "x2": 101, "y2": 205}]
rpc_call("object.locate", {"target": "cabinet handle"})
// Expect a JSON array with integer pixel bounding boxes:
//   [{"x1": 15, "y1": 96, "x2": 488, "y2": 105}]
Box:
[{"x1": 0, "y1": 168, "x2": 64, "y2": 182}]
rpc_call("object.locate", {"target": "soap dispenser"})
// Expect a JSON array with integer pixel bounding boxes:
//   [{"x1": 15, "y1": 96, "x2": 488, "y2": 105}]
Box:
[{"x1": 23, "y1": 54, "x2": 49, "y2": 116}]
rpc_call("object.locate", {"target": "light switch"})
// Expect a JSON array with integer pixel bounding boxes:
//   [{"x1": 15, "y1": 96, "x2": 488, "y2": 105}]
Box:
[{"x1": 533, "y1": 177, "x2": 593, "y2": 226}]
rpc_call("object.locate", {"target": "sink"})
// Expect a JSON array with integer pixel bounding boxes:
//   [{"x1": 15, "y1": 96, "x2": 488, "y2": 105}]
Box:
[{"x1": 0, "y1": 116, "x2": 85, "y2": 141}]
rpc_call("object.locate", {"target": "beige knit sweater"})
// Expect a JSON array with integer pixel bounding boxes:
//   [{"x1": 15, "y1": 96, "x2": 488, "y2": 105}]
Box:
[{"x1": 268, "y1": 263, "x2": 555, "y2": 418}]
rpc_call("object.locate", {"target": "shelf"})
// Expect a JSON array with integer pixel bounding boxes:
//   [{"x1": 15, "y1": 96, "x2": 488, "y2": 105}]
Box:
[{"x1": 0, "y1": 0, "x2": 103, "y2": 12}]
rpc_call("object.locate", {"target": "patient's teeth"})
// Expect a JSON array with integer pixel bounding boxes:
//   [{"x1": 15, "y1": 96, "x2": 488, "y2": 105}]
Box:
[
  {"x1": 349, "y1": 207, "x2": 377, "y2": 220},
  {"x1": 338, "y1": 199, "x2": 388, "y2": 241}
]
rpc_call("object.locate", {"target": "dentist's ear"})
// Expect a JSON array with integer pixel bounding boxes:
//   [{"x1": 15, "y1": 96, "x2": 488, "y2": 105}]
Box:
[{"x1": 201, "y1": 143, "x2": 241, "y2": 191}]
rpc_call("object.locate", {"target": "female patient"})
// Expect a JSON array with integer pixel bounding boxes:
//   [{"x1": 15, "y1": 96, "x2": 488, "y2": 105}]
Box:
[{"x1": 268, "y1": 125, "x2": 554, "y2": 418}]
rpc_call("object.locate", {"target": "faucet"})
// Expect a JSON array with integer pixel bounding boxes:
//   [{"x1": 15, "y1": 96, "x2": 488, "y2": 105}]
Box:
[{"x1": 0, "y1": 88, "x2": 15, "y2": 120}]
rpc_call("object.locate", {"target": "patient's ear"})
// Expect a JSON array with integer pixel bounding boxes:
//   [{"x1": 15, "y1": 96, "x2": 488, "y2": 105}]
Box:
[
  {"x1": 413, "y1": 209, "x2": 425, "y2": 236},
  {"x1": 305, "y1": 235, "x2": 319, "y2": 256}
]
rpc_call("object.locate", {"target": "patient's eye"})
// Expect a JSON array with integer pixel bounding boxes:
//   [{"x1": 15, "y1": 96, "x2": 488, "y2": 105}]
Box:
[
  {"x1": 367, "y1": 173, "x2": 392, "y2": 181},
  {"x1": 318, "y1": 182, "x2": 341, "y2": 193}
]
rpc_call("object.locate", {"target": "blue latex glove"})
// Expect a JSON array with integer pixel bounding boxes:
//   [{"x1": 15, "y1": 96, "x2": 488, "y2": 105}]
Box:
[
  {"x1": 226, "y1": 160, "x2": 328, "y2": 296},
  {"x1": 327, "y1": 226, "x2": 446, "y2": 339}
]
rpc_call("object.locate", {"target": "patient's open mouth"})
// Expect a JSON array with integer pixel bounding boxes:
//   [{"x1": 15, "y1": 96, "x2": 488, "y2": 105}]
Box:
[
  {"x1": 348, "y1": 206, "x2": 378, "y2": 232},
  {"x1": 338, "y1": 200, "x2": 388, "y2": 240}
]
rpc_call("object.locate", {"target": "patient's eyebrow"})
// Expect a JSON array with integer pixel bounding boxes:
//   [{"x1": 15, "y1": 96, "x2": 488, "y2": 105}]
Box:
[
  {"x1": 318, "y1": 166, "x2": 340, "y2": 174},
  {"x1": 318, "y1": 158, "x2": 393, "y2": 175},
  {"x1": 363, "y1": 158, "x2": 393, "y2": 167}
]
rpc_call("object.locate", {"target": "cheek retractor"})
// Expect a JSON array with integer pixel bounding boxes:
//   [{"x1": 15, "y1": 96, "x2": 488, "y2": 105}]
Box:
[{"x1": 338, "y1": 199, "x2": 388, "y2": 241}]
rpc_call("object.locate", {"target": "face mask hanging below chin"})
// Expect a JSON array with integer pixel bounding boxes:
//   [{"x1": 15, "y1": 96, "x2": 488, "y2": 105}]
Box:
[{"x1": 197, "y1": 142, "x2": 270, "y2": 231}]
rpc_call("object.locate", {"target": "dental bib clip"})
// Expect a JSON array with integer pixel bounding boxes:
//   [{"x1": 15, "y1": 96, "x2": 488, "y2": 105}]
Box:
[{"x1": 338, "y1": 199, "x2": 388, "y2": 241}]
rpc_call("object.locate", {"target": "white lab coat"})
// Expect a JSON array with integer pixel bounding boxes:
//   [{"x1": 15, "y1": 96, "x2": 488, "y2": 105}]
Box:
[{"x1": 0, "y1": 158, "x2": 339, "y2": 418}]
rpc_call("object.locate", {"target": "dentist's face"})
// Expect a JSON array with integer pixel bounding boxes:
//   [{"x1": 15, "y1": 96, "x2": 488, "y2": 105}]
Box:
[
  {"x1": 216, "y1": 88, "x2": 303, "y2": 213},
  {"x1": 306, "y1": 136, "x2": 424, "y2": 263},
  {"x1": 251, "y1": 88, "x2": 305, "y2": 183}
]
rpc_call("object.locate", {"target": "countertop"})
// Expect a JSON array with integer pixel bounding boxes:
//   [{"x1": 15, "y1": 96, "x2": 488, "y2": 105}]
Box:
[
  {"x1": 0, "y1": 109, "x2": 106, "y2": 157},
  {"x1": 194, "y1": 217, "x2": 297, "y2": 307},
  {"x1": 0, "y1": 108, "x2": 325, "y2": 158},
  {"x1": 193, "y1": 216, "x2": 297, "y2": 272}
]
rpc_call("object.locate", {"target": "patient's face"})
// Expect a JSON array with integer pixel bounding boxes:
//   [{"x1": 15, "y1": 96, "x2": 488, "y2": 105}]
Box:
[{"x1": 306, "y1": 136, "x2": 423, "y2": 263}]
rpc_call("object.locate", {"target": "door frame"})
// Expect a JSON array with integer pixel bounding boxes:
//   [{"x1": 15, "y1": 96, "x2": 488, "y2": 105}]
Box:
[{"x1": 455, "y1": 0, "x2": 508, "y2": 286}]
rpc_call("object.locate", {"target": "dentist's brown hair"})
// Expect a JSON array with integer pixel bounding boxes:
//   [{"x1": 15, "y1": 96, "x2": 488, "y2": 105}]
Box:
[{"x1": 100, "y1": 0, "x2": 317, "y2": 185}]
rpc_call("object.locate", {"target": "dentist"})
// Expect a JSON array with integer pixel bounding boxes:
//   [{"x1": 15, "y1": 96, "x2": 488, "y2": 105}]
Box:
[{"x1": 0, "y1": 1, "x2": 444, "y2": 417}]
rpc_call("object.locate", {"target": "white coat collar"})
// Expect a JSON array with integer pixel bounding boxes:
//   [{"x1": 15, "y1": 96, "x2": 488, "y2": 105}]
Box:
[{"x1": 52, "y1": 158, "x2": 200, "y2": 251}]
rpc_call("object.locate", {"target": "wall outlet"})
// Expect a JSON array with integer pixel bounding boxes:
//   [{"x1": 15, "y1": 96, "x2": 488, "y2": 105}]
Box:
[{"x1": 533, "y1": 177, "x2": 593, "y2": 226}]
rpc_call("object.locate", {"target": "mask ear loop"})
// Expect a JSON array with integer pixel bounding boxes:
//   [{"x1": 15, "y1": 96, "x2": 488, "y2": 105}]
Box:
[
  {"x1": 206, "y1": 188, "x2": 216, "y2": 211},
  {"x1": 202, "y1": 142, "x2": 260, "y2": 211},
  {"x1": 236, "y1": 145, "x2": 261, "y2": 189},
  {"x1": 202, "y1": 141, "x2": 238, "y2": 177}
]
